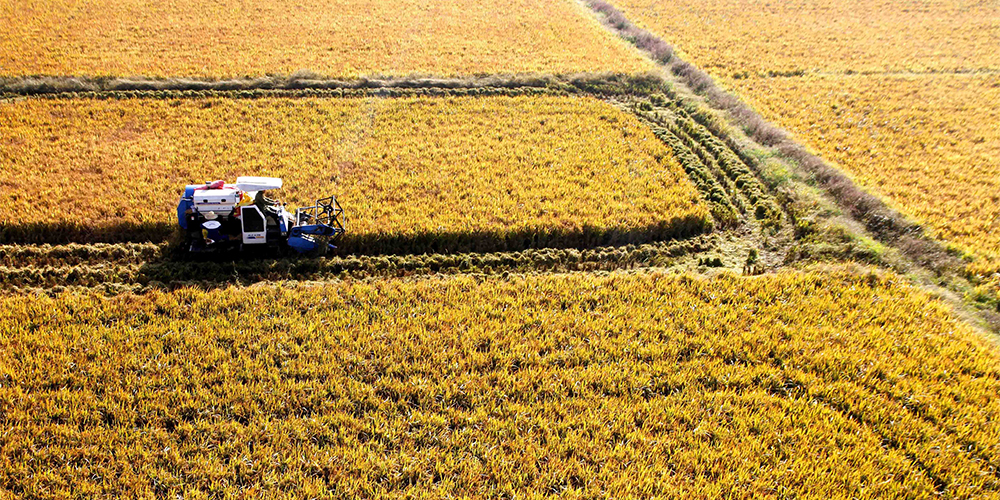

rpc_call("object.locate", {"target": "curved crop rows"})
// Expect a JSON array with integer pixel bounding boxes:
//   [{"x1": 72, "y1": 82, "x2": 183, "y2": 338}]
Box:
[
  {"x1": 731, "y1": 74, "x2": 1000, "y2": 269},
  {"x1": 598, "y1": 0, "x2": 1000, "y2": 279},
  {"x1": 1, "y1": 270, "x2": 998, "y2": 497},
  {"x1": 626, "y1": 96, "x2": 782, "y2": 231}
]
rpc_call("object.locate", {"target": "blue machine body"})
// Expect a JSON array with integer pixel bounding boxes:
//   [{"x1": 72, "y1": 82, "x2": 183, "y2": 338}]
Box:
[
  {"x1": 176, "y1": 185, "x2": 197, "y2": 229},
  {"x1": 286, "y1": 235, "x2": 319, "y2": 253},
  {"x1": 287, "y1": 224, "x2": 341, "y2": 253}
]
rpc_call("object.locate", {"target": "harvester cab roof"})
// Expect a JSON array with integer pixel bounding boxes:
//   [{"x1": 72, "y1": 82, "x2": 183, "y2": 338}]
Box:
[
  {"x1": 177, "y1": 176, "x2": 344, "y2": 255},
  {"x1": 233, "y1": 176, "x2": 283, "y2": 191}
]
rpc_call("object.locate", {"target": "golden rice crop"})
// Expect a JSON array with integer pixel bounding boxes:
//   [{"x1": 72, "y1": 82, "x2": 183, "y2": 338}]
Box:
[
  {"x1": 0, "y1": 95, "x2": 708, "y2": 247},
  {"x1": 601, "y1": 0, "x2": 998, "y2": 273},
  {"x1": 730, "y1": 74, "x2": 1000, "y2": 269},
  {"x1": 608, "y1": 0, "x2": 999, "y2": 76},
  {"x1": 1, "y1": 269, "x2": 999, "y2": 497},
  {"x1": 0, "y1": 0, "x2": 652, "y2": 78}
]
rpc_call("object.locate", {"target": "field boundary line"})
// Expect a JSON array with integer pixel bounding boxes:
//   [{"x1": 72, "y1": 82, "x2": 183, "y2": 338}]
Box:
[
  {"x1": 0, "y1": 73, "x2": 666, "y2": 97},
  {"x1": 580, "y1": 0, "x2": 930, "y2": 249},
  {"x1": 579, "y1": 0, "x2": 999, "y2": 332}
]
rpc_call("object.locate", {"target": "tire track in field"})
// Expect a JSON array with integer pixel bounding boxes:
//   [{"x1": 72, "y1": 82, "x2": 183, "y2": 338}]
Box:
[{"x1": 795, "y1": 364, "x2": 1000, "y2": 487}]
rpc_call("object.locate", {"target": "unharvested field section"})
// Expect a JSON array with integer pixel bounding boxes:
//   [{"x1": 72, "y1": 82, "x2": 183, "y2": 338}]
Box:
[
  {"x1": 609, "y1": 0, "x2": 1000, "y2": 76},
  {"x1": 731, "y1": 74, "x2": 1000, "y2": 268},
  {"x1": 603, "y1": 0, "x2": 1000, "y2": 273},
  {"x1": 0, "y1": 0, "x2": 652, "y2": 77},
  {"x1": 0, "y1": 95, "x2": 708, "y2": 250},
  {"x1": 2, "y1": 270, "x2": 999, "y2": 497}
]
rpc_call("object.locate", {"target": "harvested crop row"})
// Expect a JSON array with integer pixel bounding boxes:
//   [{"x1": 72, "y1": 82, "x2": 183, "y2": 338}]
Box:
[
  {"x1": 0, "y1": 78, "x2": 652, "y2": 100},
  {"x1": 1, "y1": 269, "x2": 998, "y2": 497},
  {"x1": 731, "y1": 74, "x2": 1000, "y2": 270},
  {"x1": 0, "y1": 242, "x2": 164, "y2": 267},
  {"x1": 0, "y1": 0, "x2": 652, "y2": 78},
  {"x1": 0, "y1": 95, "x2": 709, "y2": 251},
  {"x1": 0, "y1": 237, "x2": 712, "y2": 290},
  {"x1": 627, "y1": 96, "x2": 782, "y2": 230},
  {"x1": 653, "y1": 127, "x2": 738, "y2": 220}
]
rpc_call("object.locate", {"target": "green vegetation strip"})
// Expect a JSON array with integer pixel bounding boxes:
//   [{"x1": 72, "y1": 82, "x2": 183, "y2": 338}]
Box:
[{"x1": 0, "y1": 73, "x2": 669, "y2": 98}]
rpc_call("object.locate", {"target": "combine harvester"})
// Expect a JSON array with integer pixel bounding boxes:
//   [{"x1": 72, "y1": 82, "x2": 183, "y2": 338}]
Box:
[{"x1": 177, "y1": 176, "x2": 344, "y2": 255}]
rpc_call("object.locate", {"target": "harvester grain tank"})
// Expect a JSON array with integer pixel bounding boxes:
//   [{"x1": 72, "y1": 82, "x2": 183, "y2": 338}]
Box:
[{"x1": 176, "y1": 176, "x2": 344, "y2": 254}]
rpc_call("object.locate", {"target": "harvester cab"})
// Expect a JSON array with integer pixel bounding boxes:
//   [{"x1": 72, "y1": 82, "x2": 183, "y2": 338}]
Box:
[{"x1": 176, "y1": 176, "x2": 344, "y2": 255}]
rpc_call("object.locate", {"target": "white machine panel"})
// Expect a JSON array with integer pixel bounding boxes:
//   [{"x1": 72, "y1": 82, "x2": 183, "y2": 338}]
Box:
[
  {"x1": 241, "y1": 205, "x2": 268, "y2": 244},
  {"x1": 193, "y1": 188, "x2": 239, "y2": 213},
  {"x1": 236, "y1": 176, "x2": 283, "y2": 192}
]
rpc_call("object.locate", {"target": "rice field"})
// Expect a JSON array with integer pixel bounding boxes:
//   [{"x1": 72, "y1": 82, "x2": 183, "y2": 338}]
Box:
[
  {"x1": 0, "y1": 0, "x2": 653, "y2": 78},
  {"x1": 3, "y1": 1, "x2": 999, "y2": 497},
  {"x1": 0, "y1": 94, "x2": 709, "y2": 248},
  {"x1": 2, "y1": 270, "x2": 998, "y2": 497},
  {"x1": 602, "y1": 0, "x2": 1000, "y2": 274},
  {"x1": 730, "y1": 74, "x2": 1000, "y2": 267},
  {"x1": 608, "y1": 0, "x2": 1000, "y2": 77}
]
